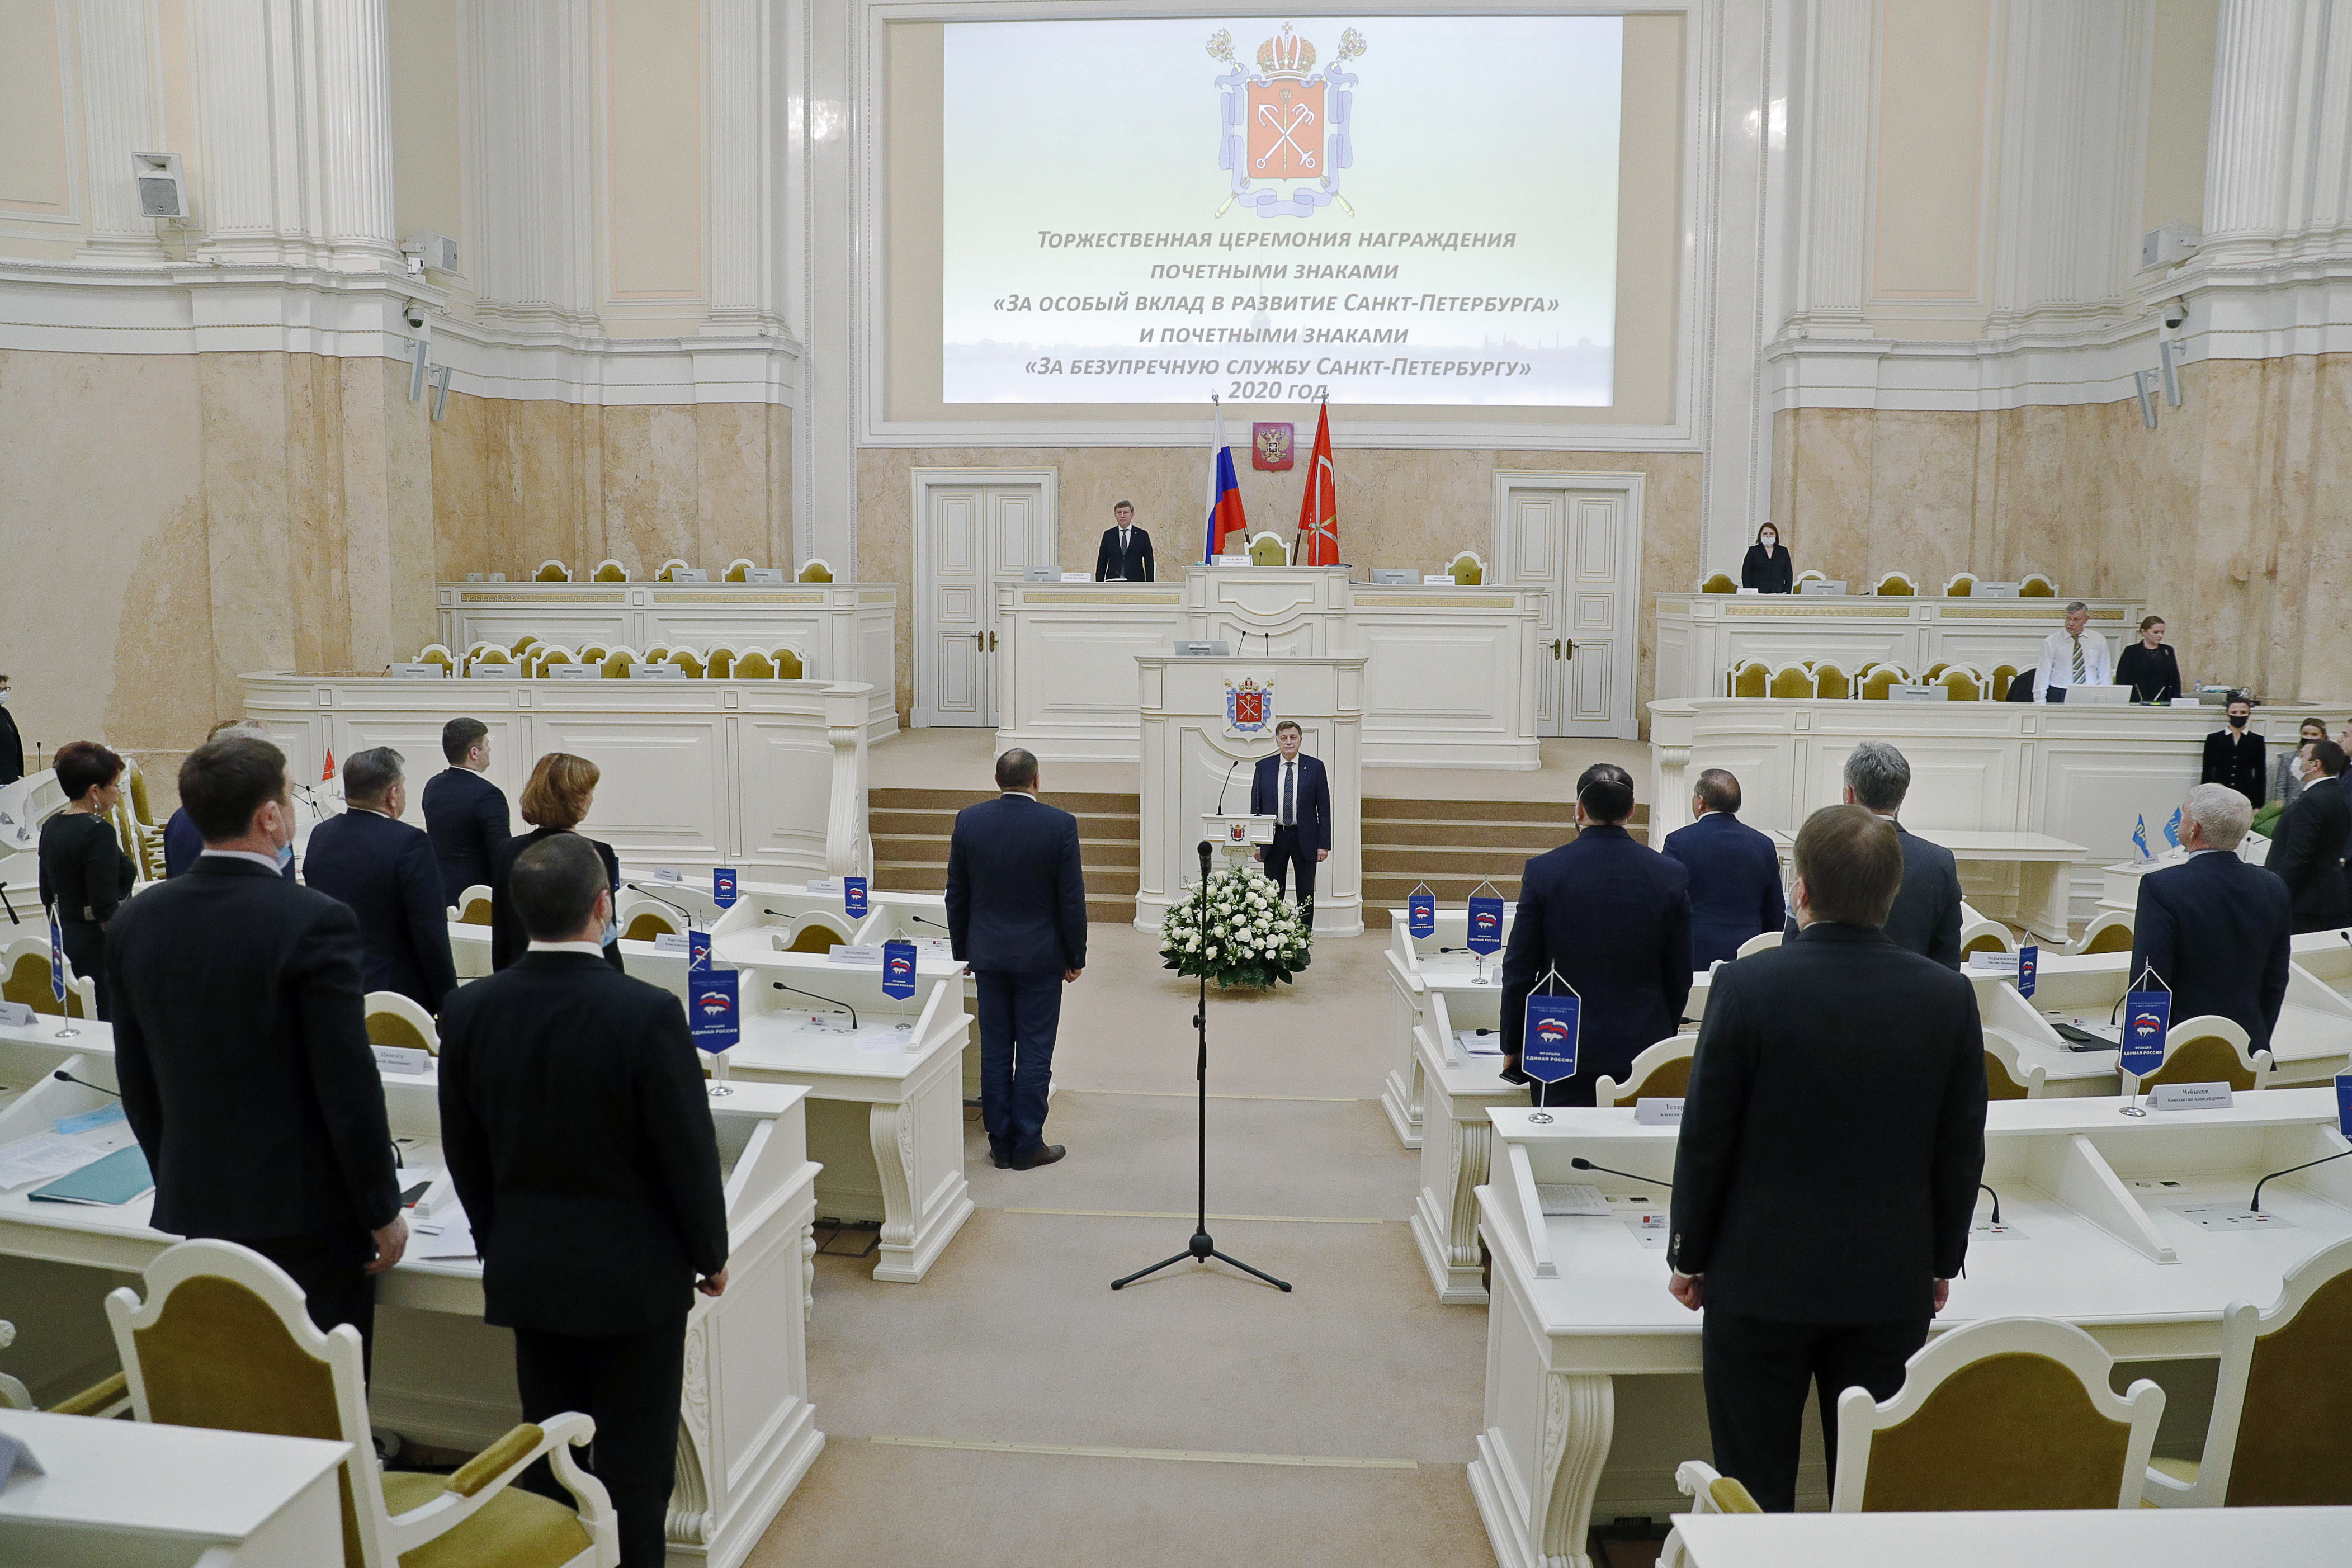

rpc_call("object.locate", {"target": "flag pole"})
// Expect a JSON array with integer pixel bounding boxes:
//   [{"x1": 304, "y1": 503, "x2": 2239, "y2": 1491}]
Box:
[{"x1": 1203, "y1": 393, "x2": 1222, "y2": 564}]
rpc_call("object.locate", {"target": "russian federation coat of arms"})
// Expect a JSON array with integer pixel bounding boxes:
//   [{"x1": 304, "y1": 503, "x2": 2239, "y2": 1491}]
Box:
[
  {"x1": 1224, "y1": 676, "x2": 1276, "y2": 735},
  {"x1": 1209, "y1": 22, "x2": 1367, "y2": 220}
]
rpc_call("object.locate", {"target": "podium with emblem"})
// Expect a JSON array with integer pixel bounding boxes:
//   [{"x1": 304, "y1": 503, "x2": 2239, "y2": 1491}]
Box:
[{"x1": 1133, "y1": 653, "x2": 1366, "y2": 938}]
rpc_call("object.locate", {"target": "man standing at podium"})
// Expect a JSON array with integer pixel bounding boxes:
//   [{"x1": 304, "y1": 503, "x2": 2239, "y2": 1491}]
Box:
[
  {"x1": 1251, "y1": 721, "x2": 1329, "y2": 914},
  {"x1": 1093, "y1": 500, "x2": 1155, "y2": 581}
]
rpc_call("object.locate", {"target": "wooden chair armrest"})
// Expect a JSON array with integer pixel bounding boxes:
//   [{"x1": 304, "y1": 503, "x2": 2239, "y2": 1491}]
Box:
[{"x1": 46, "y1": 1371, "x2": 128, "y2": 1416}]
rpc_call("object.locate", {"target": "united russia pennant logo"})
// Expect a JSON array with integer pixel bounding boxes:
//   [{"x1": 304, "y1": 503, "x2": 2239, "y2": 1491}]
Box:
[
  {"x1": 1210, "y1": 22, "x2": 1367, "y2": 220},
  {"x1": 1224, "y1": 676, "x2": 1275, "y2": 736}
]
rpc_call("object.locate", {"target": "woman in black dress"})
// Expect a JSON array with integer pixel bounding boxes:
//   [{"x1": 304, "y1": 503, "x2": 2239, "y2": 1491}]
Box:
[
  {"x1": 37, "y1": 741, "x2": 136, "y2": 1019},
  {"x1": 489, "y1": 750, "x2": 625, "y2": 973},
  {"x1": 1740, "y1": 523, "x2": 1794, "y2": 593},
  {"x1": 2114, "y1": 615, "x2": 2183, "y2": 703}
]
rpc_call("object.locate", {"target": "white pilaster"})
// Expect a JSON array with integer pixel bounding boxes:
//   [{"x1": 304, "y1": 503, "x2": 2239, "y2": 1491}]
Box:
[
  {"x1": 314, "y1": 0, "x2": 400, "y2": 272},
  {"x1": 2203, "y1": 0, "x2": 2352, "y2": 257},
  {"x1": 192, "y1": 0, "x2": 313, "y2": 262},
  {"x1": 1784, "y1": 0, "x2": 1874, "y2": 339},
  {"x1": 74, "y1": 0, "x2": 168, "y2": 260},
  {"x1": 703, "y1": 0, "x2": 790, "y2": 333},
  {"x1": 467, "y1": 0, "x2": 597, "y2": 324}
]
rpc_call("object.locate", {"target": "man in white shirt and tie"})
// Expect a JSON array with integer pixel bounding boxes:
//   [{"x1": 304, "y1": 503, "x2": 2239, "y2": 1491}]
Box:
[
  {"x1": 1249, "y1": 721, "x2": 1331, "y2": 915},
  {"x1": 1093, "y1": 500, "x2": 1155, "y2": 582},
  {"x1": 2033, "y1": 601, "x2": 2113, "y2": 702}
]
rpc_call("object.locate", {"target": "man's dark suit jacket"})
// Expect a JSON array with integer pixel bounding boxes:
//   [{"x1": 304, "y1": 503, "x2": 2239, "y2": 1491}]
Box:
[
  {"x1": 301, "y1": 807, "x2": 459, "y2": 1013},
  {"x1": 164, "y1": 808, "x2": 294, "y2": 881},
  {"x1": 1499, "y1": 825, "x2": 1693, "y2": 1103},
  {"x1": 438, "y1": 952, "x2": 727, "y2": 1337},
  {"x1": 1249, "y1": 752, "x2": 1332, "y2": 854},
  {"x1": 2269, "y1": 774, "x2": 2351, "y2": 925},
  {"x1": 1094, "y1": 525, "x2": 1155, "y2": 582},
  {"x1": 2131, "y1": 850, "x2": 2293, "y2": 1054},
  {"x1": 1668, "y1": 923, "x2": 1987, "y2": 1323},
  {"x1": 421, "y1": 766, "x2": 512, "y2": 906},
  {"x1": 1660, "y1": 811, "x2": 1786, "y2": 970},
  {"x1": 2202, "y1": 729, "x2": 2268, "y2": 807},
  {"x1": 489, "y1": 826, "x2": 624, "y2": 973},
  {"x1": 0, "y1": 702, "x2": 20, "y2": 785},
  {"x1": 944, "y1": 794, "x2": 1088, "y2": 974},
  {"x1": 107, "y1": 857, "x2": 399, "y2": 1246},
  {"x1": 1784, "y1": 820, "x2": 1962, "y2": 968}
]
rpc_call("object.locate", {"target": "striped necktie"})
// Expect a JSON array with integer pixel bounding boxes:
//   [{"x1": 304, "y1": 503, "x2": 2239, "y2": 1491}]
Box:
[{"x1": 2070, "y1": 636, "x2": 2085, "y2": 682}]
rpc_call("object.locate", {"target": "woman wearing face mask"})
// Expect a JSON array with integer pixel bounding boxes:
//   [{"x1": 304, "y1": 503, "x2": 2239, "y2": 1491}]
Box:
[
  {"x1": 2253, "y1": 717, "x2": 2331, "y2": 836},
  {"x1": 1741, "y1": 523, "x2": 1794, "y2": 593},
  {"x1": 2114, "y1": 616, "x2": 2183, "y2": 704},
  {"x1": 488, "y1": 752, "x2": 624, "y2": 974},
  {"x1": 2200, "y1": 692, "x2": 2268, "y2": 810},
  {"x1": 38, "y1": 740, "x2": 138, "y2": 1019}
]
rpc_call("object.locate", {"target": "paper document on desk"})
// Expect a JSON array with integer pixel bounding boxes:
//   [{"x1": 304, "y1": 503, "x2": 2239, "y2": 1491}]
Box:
[
  {"x1": 412, "y1": 1203, "x2": 479, "y2": 1260},
  {"x1": 1535, "y1": 1182, "x2": 1610, "y2": 1217},
  {"x1": 0, "y1": 1132, "x2": 114, "y2": 1190},
  {"x1": 1455, "y1": 1031, "x2": 1503, "y2": 1056}
]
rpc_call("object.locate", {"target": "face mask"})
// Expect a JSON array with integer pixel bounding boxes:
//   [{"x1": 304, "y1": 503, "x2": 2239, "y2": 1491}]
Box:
[
  {"x1": 1760, "y1": 535, "x2": 1776, "y2": 547},
  {"x1": 276, "y1": 840, "x2": 296, "y2": 870},
  {"x1": 2229, "y1": 714, "x2": 2248, "y2": 729},
  {"x1": 0, "y1": 691, "x2": 10, "y2": 706}
]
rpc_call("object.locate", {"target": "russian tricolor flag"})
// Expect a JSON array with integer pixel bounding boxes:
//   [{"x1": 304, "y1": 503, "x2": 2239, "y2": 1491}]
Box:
[{"x1": 1202, "y1": 399, "x2": 1249, "y2": 562}]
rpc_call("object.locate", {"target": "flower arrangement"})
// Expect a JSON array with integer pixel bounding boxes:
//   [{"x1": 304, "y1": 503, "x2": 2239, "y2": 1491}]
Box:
[{"x1": 1160, "y1": 865, "x2": 1314, "y2": 989}]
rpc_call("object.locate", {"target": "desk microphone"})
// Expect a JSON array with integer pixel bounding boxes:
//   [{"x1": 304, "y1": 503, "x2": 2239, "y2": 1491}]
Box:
[
  {"x1": 908, "y1": 914, "x2": 950, "y2": 933},
  {"x1": 1215, "y1": 759, "x2": 1241, "y2": 815},
  {"x1": 2249, "y1": 1147, "x2": 2352, "y2": 1212},
  {"x1": 622, "y1": 882, "x2": 696, "y2": 930},
  {"x1": 1570, "y1": 1156, "x2": 1671, "y2": 1189},
  {"x1": 1978, "y1": 1183, "x2": 2002, "y2": 1226},
  {"x1": 53, "y1": 1070, "x2": 119, "y2": 1098},
  {"x1": 768, "y1": 980, "x2": 857, "y2": 1030}
]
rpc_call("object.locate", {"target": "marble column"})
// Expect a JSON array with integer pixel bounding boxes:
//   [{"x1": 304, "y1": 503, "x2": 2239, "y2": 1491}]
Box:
[{"x1": 74, "y1": 0, "x2": 169, "y2": 261}]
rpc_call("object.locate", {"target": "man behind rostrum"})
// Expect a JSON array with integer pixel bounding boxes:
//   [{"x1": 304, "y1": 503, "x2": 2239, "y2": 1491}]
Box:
[
  {"x1": 1668, "y1": 804, "x2": 1988, "y2": 1513},
  {"x1": 438, "y1": 832, "x2": 728, "y2": 1568},
  {"x1": 109, "y1": 735, "x2": 405, "y2": 1357}
]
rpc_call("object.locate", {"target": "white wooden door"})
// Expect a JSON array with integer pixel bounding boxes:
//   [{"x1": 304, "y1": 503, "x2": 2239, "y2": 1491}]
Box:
[
  {"x1": 1496, "y1": 479, "x2": 1641, "y2": 739},
  {"x1": 914, "y1": 481, "x2": 1053, "y2": 727}
]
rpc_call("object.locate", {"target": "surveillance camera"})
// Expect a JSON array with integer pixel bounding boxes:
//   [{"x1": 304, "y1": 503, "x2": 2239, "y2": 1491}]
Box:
[
  {"x1": 403, "y1": 302, "x2": 426, "y2": 330},
  {"x1": 2162, "y1": 298, "x2": 2187, "y2": 331}
]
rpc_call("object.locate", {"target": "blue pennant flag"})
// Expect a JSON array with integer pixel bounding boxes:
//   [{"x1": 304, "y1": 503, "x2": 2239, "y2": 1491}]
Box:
[
  {"x1": 1522, "y1": 990, "x2": 1581, "y2": 1085},
  {"x1": 2120, "y1": 988, "x2": 2171, "y2": 1078},
  {"x1": 688, "y1": 929, "x2": 711, "y2": 974},
  {"x1": 1466, "y1": 895, "x2": 1505, "y2": 956},
  {"x1": 689, "y1": 968, "x2": 741, "y2": 1054},
  {"x1": 882, "y1": 939, "x2": 918, "y2": 1002},
  {"x1": 2016, "y1": 942, "x2": 2039, "y2": 999},
  {"x1": 47, "y1": 908, "x2": 66, "y2": 1004},
  {"x1": 1406, "y1": 890, "x2": 1436, "y2": 939},
  {"x1": 713, "y1": 867, "x2": 739, "y2": 909},
  {"x1": 845, "y1": 876, "x2": 870, "y2": 918},
  {"x1": 2163, "y1": 807, "x2": 2183, "y2": 849},
  {"x1": 2132, "y1": 816, "x2": 2150, "y2": 861},
  {"x1": 2337, "y1": 1071, "x2": 2352, "y2": 1136}
]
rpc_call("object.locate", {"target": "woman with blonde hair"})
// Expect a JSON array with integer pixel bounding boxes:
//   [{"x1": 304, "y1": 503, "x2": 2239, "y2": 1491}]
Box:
[{"x1": 488, "y1": 753, "x2": 624, "y2": 972}]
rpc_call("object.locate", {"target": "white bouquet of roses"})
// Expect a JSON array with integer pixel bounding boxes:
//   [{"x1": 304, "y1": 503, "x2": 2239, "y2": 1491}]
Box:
[{"x1": 1159, "y1": 864, "x2": 1314, "y2": 989}]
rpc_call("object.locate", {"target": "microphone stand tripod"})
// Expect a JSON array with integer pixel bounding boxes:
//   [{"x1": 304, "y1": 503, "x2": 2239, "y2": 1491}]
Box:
[{"x1": 1112, "y1": 840, "x2": 1292, "y2": 1294}]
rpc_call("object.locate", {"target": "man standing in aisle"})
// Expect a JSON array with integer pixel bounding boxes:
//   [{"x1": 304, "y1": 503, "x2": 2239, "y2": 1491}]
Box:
[
  {"x1": 2269, "y1": 739, "x2": 2351, "y2": 933},
  {"x1": 1783, "y1": 743, "x2": 1963, "y2": 968},
  {"x1": 2132, "y1": 783, "x2": 2293, "y2": 1052},
  {"x1": 2200, "y1": 692, "x2": 2269, "y2": 809},
  {"x1": 1250, "y1": 721, "x2": 1330, "y2": 917},
  {"x1": 1661, "y1": 768, "x2": 1784, "y2": 969},
  {"x1": 1500, "y1": 763, "x2": 1692, "y2": 1107},
  {"x1": 423, "y1": 717, "x2": 510, "y2": 905},
  {"x1": 438, "y1": 833, "x2": 727, "y2": 1568},
  {"x1": 1668, "y1": 804, "x2": 1987, "y2": 1513},
  {"x1": 1094, "y1": 500, "x2": 1156, "y2": 582},
  {"x1": 108, "y1": 735, "x2": 405, "y2": 1358},
  {"x1": 301, "y1": 747, "x2": 458, "y2": 1014},
  {"x1": 946, "y1": 748, "x2": 1087, "y2": 1170},
  {"x1": 2033, "y1": 601, "x2": 2112, "y2": 702}
]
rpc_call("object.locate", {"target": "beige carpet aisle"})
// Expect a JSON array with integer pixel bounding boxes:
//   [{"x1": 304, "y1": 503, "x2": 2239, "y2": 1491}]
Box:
[{"x1": 745, "y1": 922, "x2": 1500, "y2": 1566}]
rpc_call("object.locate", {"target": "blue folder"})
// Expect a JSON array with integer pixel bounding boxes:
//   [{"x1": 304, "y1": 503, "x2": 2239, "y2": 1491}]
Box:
[{"x1": 29, "y1": 1146, "x2": 154, "y2": 1206}]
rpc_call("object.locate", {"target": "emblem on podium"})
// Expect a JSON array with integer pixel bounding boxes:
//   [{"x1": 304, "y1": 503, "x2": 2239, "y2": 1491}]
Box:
[
  {"x1": 1224, "y1": 676, "x2": 1276, "y2": 736},
  {"x1": 1208, "y1": 23, "x2": 1367, "y2": 221}
]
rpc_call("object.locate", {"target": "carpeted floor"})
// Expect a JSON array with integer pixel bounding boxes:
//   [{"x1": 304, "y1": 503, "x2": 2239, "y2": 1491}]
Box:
[{"x1": 743, "y1": 920, "x2": 1507, "y2": 1567}]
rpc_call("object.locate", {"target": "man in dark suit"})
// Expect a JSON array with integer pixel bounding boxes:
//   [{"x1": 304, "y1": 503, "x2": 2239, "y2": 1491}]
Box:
[
  {"x1": 944, "y1": 748, "x2": 1087, "y2": 1170},
  {"x1": 0, "y1": 672, "x2": 21, "y2": 786},
  {"x1": 1669, "y1": 804, "x2": 1987, "y2": 1513},
  {"x1": 164, "y1": 721, "x2": 298, "y2": 880},
  {"x1": 1249, "y1": 720, "x2": 1331, "y2": 914},
  {"x1": 2201, "y1": 692, "x2": 2268, "y2": 809},
  {"x1": 108, "y1": 735, "x2": 405, "y2": 1359},
  {"x1": 1661, "y1": 768, "x2": 1785, "y2": 969},
  {"x1": 301, "y1": 747, "x2": 458, "y2": 1014},
  {"x1": 1500, "y1": 763, "x2": 1692, "y2": 1107},
  {"x1": 1093, "y1": 500, "x2": 1156, "y2": 581},
  {"x1": 2133, "y1": 783, "x2": 2293, "y2": 1052},
  {"x1": 2269, "y1": 739, "x2": 2351, "y2": 933},
  {"x1": 1783, "y1": 742, "x2": 1962, "y2": 967},
  {"x1": 438, "y1": 833, "x2": 727, "y2": 1568},
  {"x1": 422, "y1": 716, "x2": 510, "y2": 906}
]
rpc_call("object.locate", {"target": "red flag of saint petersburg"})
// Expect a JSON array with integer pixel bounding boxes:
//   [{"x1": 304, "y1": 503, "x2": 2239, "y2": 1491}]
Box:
[
  {"x1": 1294, "y1": 400, "x2": 1339, "y2": 566},
  {"x1": 1202, "y1": 399, "x2": 1249, "y2": 561}
]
